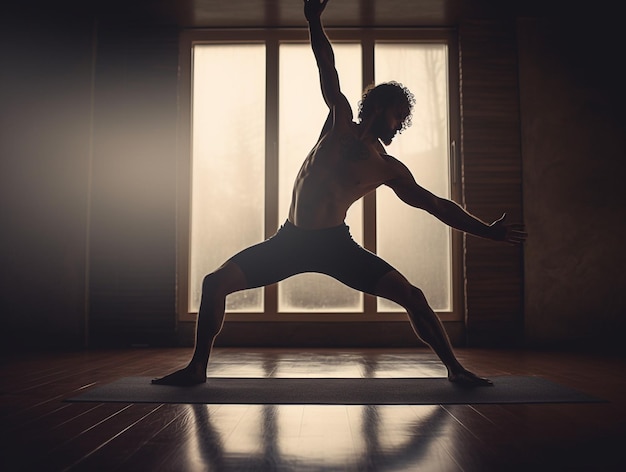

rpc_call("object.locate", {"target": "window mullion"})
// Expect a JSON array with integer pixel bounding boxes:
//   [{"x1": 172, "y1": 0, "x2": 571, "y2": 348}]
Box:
[
  {"x1": 361, "y1": 38, "x2": 377, "y2": 316},
  {"x1": 264, "y1": 38, "x2": 279, "y2": 316}
]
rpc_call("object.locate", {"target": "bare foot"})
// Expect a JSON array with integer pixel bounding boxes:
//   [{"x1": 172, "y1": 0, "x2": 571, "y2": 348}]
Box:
[
  {"x1": 448, "y1": 369, "x2": 493, "y2": 387},
  {"x1": 152, "y1": 366, "x2": 206, "y2": 386}
]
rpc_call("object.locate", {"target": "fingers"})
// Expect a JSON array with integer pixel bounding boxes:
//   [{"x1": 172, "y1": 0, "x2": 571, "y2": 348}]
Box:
[
  {"x1": 507, "y1": 236, "x2": 526, "y2": 244},
  {"x1": 510, "y1": 225, "x2": 527, "y2": 237},
  {"x1": 506, "y1": 226, "x2": 527, "y2": 244}
]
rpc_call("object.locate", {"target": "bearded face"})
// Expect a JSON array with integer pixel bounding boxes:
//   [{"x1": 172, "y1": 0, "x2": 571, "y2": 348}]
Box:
[{"x1": 372, "y1": 107, "x2": 405, "y2": 146}]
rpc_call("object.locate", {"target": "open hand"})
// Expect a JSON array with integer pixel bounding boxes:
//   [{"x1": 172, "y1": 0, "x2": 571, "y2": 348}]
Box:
[
  {"x1": 489, "y1": 213, "x2": 527, "y2": 244},
  {"x1": 304, "y1": 0, "x2": 329, "y2": 22}
]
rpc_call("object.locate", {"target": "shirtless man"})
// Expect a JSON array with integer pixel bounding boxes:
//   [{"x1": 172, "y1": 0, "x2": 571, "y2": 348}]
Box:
[{"x1": 153, "y1": 0, "x2": 526, "y2": 387}]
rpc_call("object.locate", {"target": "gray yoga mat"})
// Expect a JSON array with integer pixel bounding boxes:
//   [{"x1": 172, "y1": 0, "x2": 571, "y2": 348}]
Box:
[{"x1": 65, "y1": 376, "x2": 603, "y2": 405}]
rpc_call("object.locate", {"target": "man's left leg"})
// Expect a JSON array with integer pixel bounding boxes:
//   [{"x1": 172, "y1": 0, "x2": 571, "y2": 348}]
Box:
[{"x1": 374, "y1": 270, "x2": 492, "y2": 386}]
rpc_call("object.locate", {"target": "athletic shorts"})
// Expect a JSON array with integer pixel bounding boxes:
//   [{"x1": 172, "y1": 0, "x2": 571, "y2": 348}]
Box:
[{"x1": 228, "y1": 220, "x2": 396, "y2": 295}]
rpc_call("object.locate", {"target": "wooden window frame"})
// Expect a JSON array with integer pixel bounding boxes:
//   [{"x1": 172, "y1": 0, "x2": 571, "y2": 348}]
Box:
[{"x1": 177, "y1": 28, "x2": 462, "y2": 323}]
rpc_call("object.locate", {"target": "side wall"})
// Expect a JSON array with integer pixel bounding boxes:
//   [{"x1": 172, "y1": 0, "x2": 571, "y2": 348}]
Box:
[
  {"x1": 517, "y1": 16, "x2": 626, "y2": 351},
  {"x1": 0, "y1": 11, "x2": 94, "y2": 350},
  {"x1": 459, "y1": 19, "x2": 525, "y2": 347},
  {"x1": 87, "y1": 21, "x2": 179, "y2": 347}
]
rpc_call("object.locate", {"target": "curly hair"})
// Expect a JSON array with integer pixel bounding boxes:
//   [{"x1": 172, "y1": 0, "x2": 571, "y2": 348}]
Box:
[{"x1": 357, "y1": 81, "x2": 416, "y2": 132}]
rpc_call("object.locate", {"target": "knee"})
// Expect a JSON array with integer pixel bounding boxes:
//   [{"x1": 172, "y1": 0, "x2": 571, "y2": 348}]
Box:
[
  {"x1": 202, "y1": 264, "x2": 243, "y2": 298},
  {"x1": 406, "y1": 286, "x2": 430, "y2": 310},
  {"x1": 377, "y1": 274, "x2": 430, "y2": 310},
  {"x1": 410, "y1": 286, "x2": 427, "y2": 302},
  {"x1": 201, "y1": 271, "x2": 227, "y2": 298}
]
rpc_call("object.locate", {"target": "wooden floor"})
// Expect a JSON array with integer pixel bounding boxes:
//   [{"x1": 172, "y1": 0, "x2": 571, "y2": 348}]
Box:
[{"x1": 2, "y1": 347, "x2": 625, "y2": 472}]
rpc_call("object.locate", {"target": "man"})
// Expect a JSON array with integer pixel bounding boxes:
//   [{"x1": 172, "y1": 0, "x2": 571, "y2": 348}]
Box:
[{"x1": 153, "y1": 0, "x2": 526, "y2": 387}]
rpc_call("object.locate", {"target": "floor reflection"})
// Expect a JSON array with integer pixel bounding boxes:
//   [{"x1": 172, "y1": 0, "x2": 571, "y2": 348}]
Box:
[
  {"x1": 187, "y1": 403, "x2": 454, "y2": 471},
  {"x1": 182, "y1": 349, "x2": 458, "y2": 471}
]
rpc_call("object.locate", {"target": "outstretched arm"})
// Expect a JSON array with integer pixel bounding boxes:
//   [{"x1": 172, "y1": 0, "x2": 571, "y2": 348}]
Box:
[
  {"x1": 304, "y1": 0, "x2": 351, "y2": 115},
  {"x1": 385, "y1": 158, "x2": 526, "y2": 244}
]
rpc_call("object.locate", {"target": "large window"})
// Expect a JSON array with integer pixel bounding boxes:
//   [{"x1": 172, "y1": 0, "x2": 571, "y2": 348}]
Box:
[
  {"x1": 178, "y1": 29, "x2": 461, "y2": 322},
  {"x1": 189, "y1": 44, "x2": 266, "y2": 313}
]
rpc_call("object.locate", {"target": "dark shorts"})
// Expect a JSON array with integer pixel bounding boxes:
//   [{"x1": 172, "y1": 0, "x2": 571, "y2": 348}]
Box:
[{"x1": 228, "y1": 220, "x2": 396, "y2": 295}]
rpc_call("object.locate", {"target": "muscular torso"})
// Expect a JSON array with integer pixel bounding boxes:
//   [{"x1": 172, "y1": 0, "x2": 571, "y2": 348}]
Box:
[{"x1": 288, "y1": 120, "x2": 398, "y2": 229}]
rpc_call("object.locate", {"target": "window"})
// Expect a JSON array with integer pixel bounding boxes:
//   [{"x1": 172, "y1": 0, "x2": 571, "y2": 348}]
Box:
[
  {"x1": 375, "y1": 43, "x2": 452, "y2": 312},
  {"x1": 277, "y1": 42, "x2": 363, "y2": 313},
  {"x1": 178, "y1": 29, "x2": 462, "y2": 322},
  {"x1": 189, "y1": 44, "x2": 266, "y2": 313}
]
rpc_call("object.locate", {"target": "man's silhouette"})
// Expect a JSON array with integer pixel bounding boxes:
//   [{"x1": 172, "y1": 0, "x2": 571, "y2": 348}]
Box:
[{"x1": 153, "y1": 0, "x2": 526, "y2": 387}]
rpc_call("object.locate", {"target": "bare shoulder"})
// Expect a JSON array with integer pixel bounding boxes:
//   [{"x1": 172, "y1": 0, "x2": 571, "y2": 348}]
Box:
[{"x1": 380, "y1": 152, "x2": 413, "y2": 182}]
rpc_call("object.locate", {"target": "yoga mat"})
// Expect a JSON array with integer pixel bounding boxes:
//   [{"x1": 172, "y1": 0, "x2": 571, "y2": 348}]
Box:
[{"x1": 66, "y1": 376, "x2": 603, "y2": 405}]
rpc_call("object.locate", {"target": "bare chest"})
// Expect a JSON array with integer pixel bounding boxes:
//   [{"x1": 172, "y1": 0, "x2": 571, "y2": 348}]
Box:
[
  {"x1": 334, "y1": 137, "x2": 391, "y2": 192},
  {"x1": 296, "y1": 130, "x2": 393, "y2": 203}
]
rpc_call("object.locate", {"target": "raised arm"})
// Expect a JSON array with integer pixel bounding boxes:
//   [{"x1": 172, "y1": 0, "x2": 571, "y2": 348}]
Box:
[
  {"x1": 304, "y1": 0, "x2": 351, "y2": 116},
  {"x1": 385, "y1": 157, "x2": 526, "y2": 244}
]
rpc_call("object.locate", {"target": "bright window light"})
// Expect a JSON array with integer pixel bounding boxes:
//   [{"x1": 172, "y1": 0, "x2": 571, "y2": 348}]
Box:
[
  {"x1": 277, "y1": 43, "x2": 364, "y2": 313},
  {"x1": 375, "y1": 43, "x2": 452, "y2": 312},
  {"x1": 189, "y1": 44, "x2": 266, "y2": 312},
  {"x1": 187, "y1": 39, "x2": 454, "y2": 316}
]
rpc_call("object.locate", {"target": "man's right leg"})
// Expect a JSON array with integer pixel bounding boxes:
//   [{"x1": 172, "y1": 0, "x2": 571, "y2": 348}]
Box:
[{"x1": 152, "y1": 262, "x2": 248, "y2": 385}]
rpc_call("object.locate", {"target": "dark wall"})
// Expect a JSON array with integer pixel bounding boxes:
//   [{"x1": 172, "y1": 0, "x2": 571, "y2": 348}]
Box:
[
  {"x1": 0, "y1": 10, "x2": 179, "y2": 350},
  {"x1": 0, "y1": 11, "x2": 94, "y2": 350},
  {"x1": 517, "y1": 15, "x2": 626, "y2": 351},
  {"x1": 459, "y1": 19, "x2": 524, "y2": 346},
  {"x1": 88, "y1": 21, "x2": 178, "y2": 347}
]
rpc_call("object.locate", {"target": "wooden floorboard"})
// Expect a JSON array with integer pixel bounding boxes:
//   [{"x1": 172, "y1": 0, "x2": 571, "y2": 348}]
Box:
[{"x1": 1, "y1": 347, "x2": 625, "y2": 471}]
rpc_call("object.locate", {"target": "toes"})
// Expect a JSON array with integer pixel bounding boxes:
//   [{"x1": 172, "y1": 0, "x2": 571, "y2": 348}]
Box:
[
  {"x1": 151, "y1": 369, "x2": 207, "y2": 386},
  {"x1": 449, "y1": 371, "x2": 493, "y2": 387}
]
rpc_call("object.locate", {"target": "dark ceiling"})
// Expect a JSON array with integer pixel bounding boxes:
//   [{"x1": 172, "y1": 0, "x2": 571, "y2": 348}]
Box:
[
  {"x1": 12, "y1": 0, "x2": 591, "y2": 29},
  {"x1": 5, "y1": 0, "x2": 617, "y2": 47},
  {"x1": 162, "y1": 0, "x2": 477, "y2": 28},
  {"x1": 131, "y1": 0, "x2": 557, "y2": 28}
]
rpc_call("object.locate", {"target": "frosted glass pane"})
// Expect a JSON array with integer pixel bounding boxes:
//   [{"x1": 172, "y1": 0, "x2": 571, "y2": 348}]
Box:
[
  {"x1": 278, "y1": 43, "x2": 363, "y2": 312},
  {"x1": 189, "y1": 44, "x2": 265, "y2": 313},
  {"x1": 375, "y1": 43, "x2": 452, "y2": 312}
]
